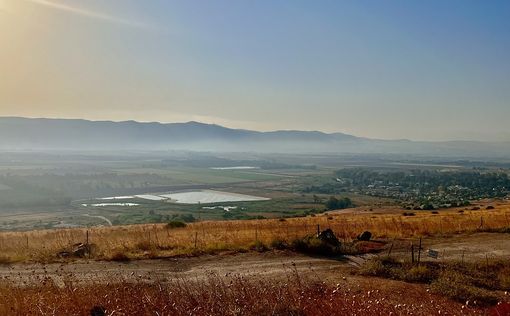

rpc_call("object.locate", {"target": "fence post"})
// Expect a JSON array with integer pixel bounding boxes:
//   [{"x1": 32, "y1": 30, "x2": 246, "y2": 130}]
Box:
[
  {"x1": 417, "y1": 237, "x2": 422, "y2": 264},
  {"x1": 486, "y1": 254, "x2": 489, "y2": 276},
  {"x1": 317, "y1": 224, "x2": 320, "y2": 236},
  {"x1": 411, "y1": 243, "x2": 415, "y2": 264},
  {"x1": 86, "y1": 230, "x2": 90, "y2": 259},
  {"x1": 387, "y1": 242, "x2": 394, "y2": 257}
]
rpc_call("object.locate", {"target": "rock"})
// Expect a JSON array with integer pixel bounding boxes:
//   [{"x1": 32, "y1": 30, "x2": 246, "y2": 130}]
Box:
[
  {"x1": 357, "y1": 231, "x2": 372, "y2": 241},
  {"x1": 72, "y1": 243, "x2": 89, "y2": 258},
  {"x1": 57, "y1": 251, "x2": 70, "y2": 258},
  {"x1": 318, "y1": 228, "x2": 340, "y2": 247},
  {"x1": 58, "y1": 242, "x2": 92, "y2": 258}
]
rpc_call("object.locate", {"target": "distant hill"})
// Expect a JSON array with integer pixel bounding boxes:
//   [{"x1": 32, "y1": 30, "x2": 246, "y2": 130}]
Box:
[{"x1": 0, "y1": 117, "x2": 509, "y2": 158}]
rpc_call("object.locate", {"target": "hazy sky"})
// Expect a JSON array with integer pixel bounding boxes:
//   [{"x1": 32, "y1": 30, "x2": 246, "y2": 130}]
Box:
[{"x1": 1, "y1": 1, "x2": 509, "y2": 141}]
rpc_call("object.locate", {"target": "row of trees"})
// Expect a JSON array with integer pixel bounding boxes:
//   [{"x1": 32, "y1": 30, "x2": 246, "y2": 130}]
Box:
[{"x1": 335, "y1": 168, "x2": 510, "y2": 197}]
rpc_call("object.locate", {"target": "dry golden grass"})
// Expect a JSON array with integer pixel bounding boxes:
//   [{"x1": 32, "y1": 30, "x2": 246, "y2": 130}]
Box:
[
  {"x1": 0, "y1": 200, "x2": 509, "y2": 263},
  {"x1": 0, "y1": 271, "x2": 485, "y2": 316}
]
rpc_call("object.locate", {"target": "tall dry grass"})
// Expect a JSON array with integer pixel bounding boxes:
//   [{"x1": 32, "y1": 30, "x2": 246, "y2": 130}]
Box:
[
  {"x1": 0, "y1": 270, "x2": 484, "y2": 315},
  {"x1": 0, "y1": 202, "x2": 509, "y2": 263}
]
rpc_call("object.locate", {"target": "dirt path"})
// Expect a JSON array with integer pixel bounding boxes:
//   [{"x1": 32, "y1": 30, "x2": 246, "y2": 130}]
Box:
[
  {"x1": 419, "y1": 232, "x2": 510, "y2": 261},
  {"x1": 386, "y1": 232, "x2": 510, "y2": 262},
  {"x1": 1, "y1": 233, "x2": 508, "y2": 287},
  {"x1": 0, "y1": 251, "x2": 361, "y2": 286},
  {"x1": 82, "y1": 214, "x2": 113, "y2": 226}
]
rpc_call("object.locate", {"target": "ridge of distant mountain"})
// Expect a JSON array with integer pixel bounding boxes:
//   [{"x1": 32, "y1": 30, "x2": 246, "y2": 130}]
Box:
[{"x1": 0, "y1": 117, "x2": 508, "y2": 158}]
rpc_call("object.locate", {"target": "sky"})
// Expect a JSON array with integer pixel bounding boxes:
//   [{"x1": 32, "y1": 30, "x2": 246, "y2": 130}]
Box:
[{"x1": 0, "y1": 0, "x2": 509, "y2": 141}]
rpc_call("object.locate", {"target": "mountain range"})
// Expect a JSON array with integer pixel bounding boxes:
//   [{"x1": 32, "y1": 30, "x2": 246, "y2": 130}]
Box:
[{"x1": 0, "y1": 117, "x2": 508, "y2": 158}]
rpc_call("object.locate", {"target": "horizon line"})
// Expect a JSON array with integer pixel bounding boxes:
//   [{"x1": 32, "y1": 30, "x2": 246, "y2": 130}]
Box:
[{"x1": 1, "y1": 115, "x2": 508, "y2": 144}]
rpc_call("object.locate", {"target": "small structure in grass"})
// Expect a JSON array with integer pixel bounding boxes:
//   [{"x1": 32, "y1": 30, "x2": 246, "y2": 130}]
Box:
[{"x1": 357, "y1": 231, "x2": 372, "y2": 241}]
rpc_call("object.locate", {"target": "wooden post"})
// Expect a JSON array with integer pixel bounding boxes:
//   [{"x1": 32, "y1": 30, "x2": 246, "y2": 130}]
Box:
[
  {"x1": 486, "y1": 254, "x2": 489, "y2": 276},
  {"x1": 411, "y1": 243, "x2": 415, "y2": 264},
  {"x1": 317, "y1": 224, "x2": 320, "y2": 236},
  {"x1": 86, "y1": 230, "x2": 90, "y2": 259},
  {"x1": 387, "y1": 242, "x2": 394, "y2": 257},
  {"x1": 417, "y1": 237, "x2": 422, "y2": 264}
]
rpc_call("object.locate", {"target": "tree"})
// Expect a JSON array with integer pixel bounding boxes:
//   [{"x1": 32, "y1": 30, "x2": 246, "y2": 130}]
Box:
[
  {"x1": 325, "y1": 197, "x2": 339, "y2": 210},
  {"x1": 325, "y1": 196, "x2": 353, "y2": 210}
]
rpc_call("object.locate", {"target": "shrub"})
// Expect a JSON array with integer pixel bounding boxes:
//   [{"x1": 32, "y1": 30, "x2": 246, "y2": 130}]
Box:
[
  {"x1": 135, "y1": 240, "x2": 152, "y2": 251},
  {"x1": 179, "y1": 214, "x2": 196, "y2": 223},
  {"x1": 360, "y1": 258, "x2": 502, "y2": 307},
  {"x1": 110, "y1": 251, "x2": 130, "y2": 262},
  {"x1": 430, "y1": 272, "x2": 498, "y2": 306},
  {"x1": 358, "y1": 257, "x2": 396, "y2": 278},
  {"x1": 167, "y1": 221, "x2": 187, "y2": 229},
  {"x1": 0, "y1": 255, "x2": 12, "y2": 265},
  {"x1": 403, "y1": 265, "x2": 435, "y2": 283},
  {"x1": 498, "y1": 267, "x2": 510, "y2": 290},
  {"x1": 325, "y1": 196, "x2": 353, "y2": 210},
  {"x1": 249, "y1": 240, "x2": 268, "y2": 252},
  {"x1": 291, "y1": 236, "x2": 338, "y2": 256},
  {"x1": 270, "y1": 238, "x2": 288, "y2": 250}
]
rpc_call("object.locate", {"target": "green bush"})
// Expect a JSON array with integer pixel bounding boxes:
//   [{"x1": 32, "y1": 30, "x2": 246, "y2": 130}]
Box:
[
  {"x1": 325, "y1": 196, "x2": 353, "y2": 211},
  {"x1": 167, "y1": 221, "x2": 187, "y2": 229}
]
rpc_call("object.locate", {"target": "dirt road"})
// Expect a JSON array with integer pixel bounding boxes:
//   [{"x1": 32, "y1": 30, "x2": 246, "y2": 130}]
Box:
[
  {"x1": 390, "y1": 232, "x2": 510, "y2": 262},
  {"x1": 0, "y1": 251, "x2": 358, "y2": 286},
  {"x1": 0, "y1": 232, "x2": 508, "y2": 287}
]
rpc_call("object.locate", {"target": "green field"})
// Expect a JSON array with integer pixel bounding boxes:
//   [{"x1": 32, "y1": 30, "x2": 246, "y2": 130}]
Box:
[{"x1": 2, "y1": 151, "x2": 499, "y2": 231}]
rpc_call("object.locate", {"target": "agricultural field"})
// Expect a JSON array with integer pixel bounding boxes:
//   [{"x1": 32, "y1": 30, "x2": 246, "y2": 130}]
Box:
[{"x1": 0, "y1": 152, "x2": 402, "y2": 230}]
